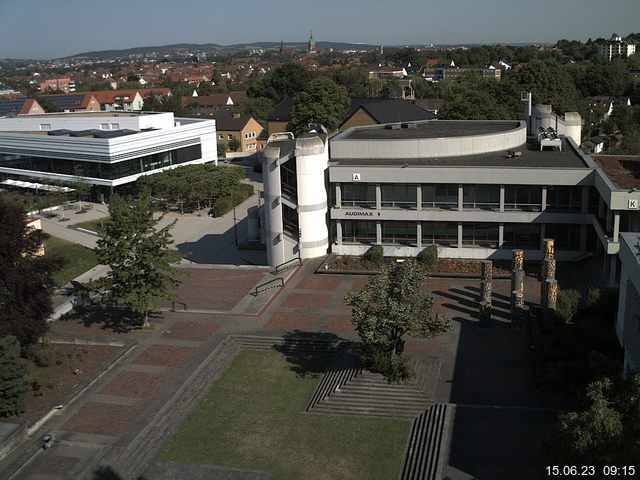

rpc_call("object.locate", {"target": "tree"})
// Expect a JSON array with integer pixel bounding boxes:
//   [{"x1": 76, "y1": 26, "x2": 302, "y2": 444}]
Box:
[
  {"x1": 227, "y1": 137, "x2": 241, "y2": 152},
  {"x1": 332, "y1": 66, "x2": 371, "y2": 98},
  {"x1": 0, "y1": 336, "x2": 27, "y2": 417},
  {"x1": 543, "y1": 374, "x2": 640, "y2": 465},
  {"x1": 345, "y1": 260, "x2": 452, "y2": 382},
  {"x1": 92, "y1": 194, "x2": 181, "y2": 327},
  {"x1": 247, "y1": 64, "x2": 313, "y2": 102},
  {"x1": 236, "y1": 96, "x2": 274, "y2": 126},
  {"x1": 515, "y1": 59, "x2": 580, "y2": 113},
  {"x1": 72, "y1": 164, "x2": 91, "y2": 209},
  {"x1": 0, "y1": 199, "x2": 61, "y2": 348},
  {"x1": 287, "y1": 77, "x2": 350, "y2": 135}
]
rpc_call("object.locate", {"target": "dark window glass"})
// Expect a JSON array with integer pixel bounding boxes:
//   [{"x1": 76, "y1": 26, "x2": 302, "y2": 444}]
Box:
[
  {"x1": 282, "y1": 204, "x2": 298, "y2": 239},
  {"x1": 342, "y1": 183, "x2": 376, "y2": 208},
  {"x1": 463, "y1": 185, "x2": 499, "y2": 210},
  {"x1": 545, "y1": 224, "x2": 581, "y2": 250},
  {"x1": 503, "y1": 223, "x2": 541, "y2": 249},
  {"x1": 462, "y1": 223, "x2": 499, "y2": 248},
  {"x1": 343, "y1": 220, "x2": 377, "y2": 244},
  {"x1": 546, "y1": 186, "x2": 581, "y2": 212},
  {"x1": 280, "y1": 159, "x2": 297, "y2": 202},
  {"x1": 381, "y1": 221, "x2": 416, "y2": 244},
  {"x1": 504, "y1": 185, "x2": 542, "y2": 211},
  {"x1": 381, "y1": 184, "x2": 416, "y2": 208},
  {"x1": 422, "y1": 221, "x2": 458, "y2": 246},
  {"x1": 422, "y1": 184, "x2": 458, "y2": 209}
]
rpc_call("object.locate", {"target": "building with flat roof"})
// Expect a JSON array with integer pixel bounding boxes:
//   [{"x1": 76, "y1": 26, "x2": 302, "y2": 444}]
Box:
[
  {"x1": 616, "y1": 232, "x2": 640, "y2": 372},
  {"x1": 262, "y1": 112, "x2": 640, "y2": 286},
  {"x1": 599, "y1": 33, "x2": 636, "y2": 61},
  {"x1": 0, "y1": 111, "x2": 216, "y2": 198}
]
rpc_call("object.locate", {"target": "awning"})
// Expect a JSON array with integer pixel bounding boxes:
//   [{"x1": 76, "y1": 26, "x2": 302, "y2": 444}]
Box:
[{"x1": 1, "y1": 179, "x2": 75, "y2": 193}]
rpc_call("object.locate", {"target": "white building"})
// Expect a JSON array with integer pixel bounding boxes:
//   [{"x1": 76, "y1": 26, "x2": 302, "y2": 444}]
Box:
[
  {"x1": 616, "y1": 232, "x2": 640, "y2": 372},
  {"x1": 0, "y1": 112, "x2": 217, "y2": 199},
  {"x1": 598, "y1": 34, "x2": 636, "y2": 61}
]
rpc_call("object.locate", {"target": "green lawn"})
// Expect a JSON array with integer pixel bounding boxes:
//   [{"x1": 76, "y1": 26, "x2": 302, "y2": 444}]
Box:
[
  {"x1": 45, "y1": 235, "x2": 98, "y2": 286},
  {"x1": 74, "y1": 218, "x2": 108, "y2": 233},
  {"x1": 158, "y1": 350, "x2": 411, "y2": 480}
]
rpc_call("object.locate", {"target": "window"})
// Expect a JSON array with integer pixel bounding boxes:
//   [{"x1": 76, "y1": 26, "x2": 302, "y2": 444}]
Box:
[
  {"x1": 381, "y1": 184, "x2": 416, "y2": 208},
  {"x1": 40, "y1": 124, "x2": 52, "y2": 131},
  {"x1": 422, "y1": 222, "x2": 458, "y2": 246},
  {"x1": 382, "y1": 221, "x2": 417, "y2": 244},
  {"x1": 280, "y1": 159, "x2": 297, "y2": 201},
  {"x1": 99, "y1": 123, "x2": 109, "y2": 130},
  {"x1": 422, "y1": 184, "x2": 458, "y2": 209},
  {"x1": 227, "y1": 134, "x2": 233, "y2": 140},
  {"x1": 546, "y1": 186, "x2": 581, "y2": 212},
  {"x1": 503, "y1": 223, "x2": 540, "y2": 249},
  {"x1": 111, "y1": 123, "x2": 119, "y2": 130},
  {"x1": 545, "y1": 224, "x2": 581, "y2": 250},
  {"x1": 282, "y1": 204, "x2": 299, "y2": 239},
  {"x1": 218, "y1": 134, "x2": 223, "y2": 140},
  {"x1": 463, "y1": 185, "x2": 499, "y2": 210},
  {"x1": 462, "y1": 223, "x2": 499, "y2": 248},
  {"x1": 342, "y1": 183, "x2": 376, "y2": 208},
  {"x1": 504, "y1": 185, "x2": 542, "y2": 211},
  {"x1": 343, "y1": 220, "x2": 377, "y2": 244}
]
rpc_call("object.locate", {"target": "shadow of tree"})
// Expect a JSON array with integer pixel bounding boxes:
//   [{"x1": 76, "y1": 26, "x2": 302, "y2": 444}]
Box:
[
  {"x1": 61, "y1": 307, "x2": 163, "y2": 334},
  {"x1": 274, "y1": 330, "x2": 348, "y2": 379},
  {"x1": 93, "y1": 465, "x2": 148, "y2": 480}
]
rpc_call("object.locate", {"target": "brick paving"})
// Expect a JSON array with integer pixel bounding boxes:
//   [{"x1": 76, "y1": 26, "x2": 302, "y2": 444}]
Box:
[
  {"x1": 169, "y1": 267, "x2": 266, "y2": 311},
  {"x1": 99, "y1": 371, "x2": 172, "y2": 399},
  {"x1": 133, "y1": 345, "x2": 197, "y2": 368},
  {"x1": 62, "y1": 402, "x2": 141, "y2": 436},
  {"x1": 163, "y1": 319, "x2": 220, "y2": 341},
  {"x1": 2, "y1": 257, "x2": 565, "y2": 480}
]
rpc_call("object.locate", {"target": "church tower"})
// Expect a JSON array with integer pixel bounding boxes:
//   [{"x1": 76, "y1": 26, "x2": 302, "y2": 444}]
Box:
[{"x1": 308, "y1": 30, "x2": 316, "y2": 53}]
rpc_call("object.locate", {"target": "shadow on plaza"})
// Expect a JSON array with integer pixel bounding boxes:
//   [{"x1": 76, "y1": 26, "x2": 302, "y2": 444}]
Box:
[
  {"x1": 176, "y1": 216, "x2": 267, "y2": 266},
  {"x1": 436, "y1": 284, "x2": 562, "y2": 480},
  {"x1": 274, "y1": 330, "x2": 347, "y2": 379},
  {"x1": 93, "y1": 466, "x2": 146, "y2": 480},
  {"x1": 61, "y1": 306, "x2": 163, "y2": 334}
]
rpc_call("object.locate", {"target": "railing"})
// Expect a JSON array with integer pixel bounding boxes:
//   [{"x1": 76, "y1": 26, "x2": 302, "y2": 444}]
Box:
[
  {"x1": 255, "y1": 277, "x2": 284, "y2": 295},
  {"x1": 274, "y1": 256, "x2": 301, "y2": 275}
]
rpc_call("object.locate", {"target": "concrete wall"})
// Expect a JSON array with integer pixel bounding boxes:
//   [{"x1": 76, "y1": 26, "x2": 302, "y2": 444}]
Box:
[{"x1": 616, "y1": 233, "x2": 640, "y2": 372}]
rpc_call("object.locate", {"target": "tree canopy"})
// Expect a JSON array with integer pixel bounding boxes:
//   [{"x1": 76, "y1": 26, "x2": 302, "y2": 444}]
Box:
[
  {"x1": 0, "y1": 199, "x2": 61, "y2": 348},
  {"x1": 345, "y1": 260, "x2": 452, "y2": 381},
  {"x1": 247, "y1": 63, "x2": 313, "y2": 103},
  {"x1": 0, "y1": 336, "x2": 27, "y2": 417},
  {"x1": 92, "y1": 194, "x2": 182, "y2": 327},
  {"x1": 543, "y1": 374, "x2": 640, "y2": 466},
  {"x1": 287, "y1": 77, "x2": 350, "y2": 135}
]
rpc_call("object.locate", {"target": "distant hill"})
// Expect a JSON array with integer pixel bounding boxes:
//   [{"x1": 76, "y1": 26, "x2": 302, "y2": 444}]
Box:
[{"x1": 64, "y1": 41, "x2": 383, "y2": 60}]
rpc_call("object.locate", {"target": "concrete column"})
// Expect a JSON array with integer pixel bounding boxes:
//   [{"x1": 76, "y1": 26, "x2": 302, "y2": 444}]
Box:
[
  {"x1": 606, "y1": 208, "x2": 612, "y2": 234},
  {"x1": 539, "y1": 224, "x2": 546, "y2": 250},
  {"x1": 376, "y1": 221, "x2": 382, "y2": 244},
  {"x1": 613, "y1": 212, "x2": 620, "y2": 242},
  {"x1": 336, "y1": 220, "x2": 343, "y2": 246},
  {"x1": 498, "y1": 223, "x2": 504, "y2": 248},
  {"x1": 581, "y1": 186, "x2": 589, "y2": 214},
  {"x1": 416, "y1": 185, "x2": 422, "y2": 211},
  {"x1": 416, "y1": 223, "x2": 422, "y2": 248},
  {"x1": 541, "y1": 186, "x2": 547, "y2": 212},
  {"x1": 499, "y1": 185, "x2": 505, "y2": 212},
  {"x1": 335, "y1": 183, "x2": 341, "y2": 208},
  {"x1": 458, "y1": 184, "x2": 464, "y2": 211},
  {"x1": 457, "y1": 223, "x2": 463, "y2": 249},
  {"x1": 579, "y1": 224, "x2": 587, "y2": 251},
  {"x1": 375, "y1": 184, "x2": 381, "y2": 210},
  {"x1": 609, "y1": 255, "x2": 618, "y2": 286}
]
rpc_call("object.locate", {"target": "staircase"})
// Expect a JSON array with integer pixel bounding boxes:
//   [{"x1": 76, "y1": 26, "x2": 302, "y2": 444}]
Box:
[{"x1": 400, "y1": 404, "x2": 450, "y2": 480}]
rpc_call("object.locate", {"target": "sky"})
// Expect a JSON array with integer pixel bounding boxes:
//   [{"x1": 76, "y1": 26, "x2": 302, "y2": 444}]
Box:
[{"x1": 0, "y1": 0, "x2": 639, "y2": 59}]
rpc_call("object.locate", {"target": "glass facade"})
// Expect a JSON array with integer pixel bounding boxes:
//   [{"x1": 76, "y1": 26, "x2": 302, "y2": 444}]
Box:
[
  {"x1": 503, "y1": 223, "x2": 541, "y2": 249},
  {"x1": 545, "y1": 224, "x2": 581, "y2": 250},
  {"x1": 342, "y1": 183, "x2": 376, "y2": 208},
  {"x1": 504, "y1": 185, "x2": 542, "y2": 211},
  {"x1": 0, "y1": 144, "x2": 201, "y2": 181},
  {"x1": 343, "y1": 220, "x2": 377, "y2": 244},
  {"x1": 282, "y1": 204, "x2": 299, "y2": 239},
  {"x1": 462, "y1": 223, "x2": 499, "y2": 248},
  {"x1": 546, "y1": 186, "x2": 581, "y2": 212},
  {"x1": 463, "y1": 185, "x2": 500, "y2": 210},
  {"x1": 422, "y1": 222, "x2": 458, "y2": 246},
  {"x1": 381, "y1": 184, "x2": 416, "y2": 208},
  {"x1": 280, "y1": 158, "x2": 297, "y2": 202},
  {"x1": 422, "y1": 184, "x2": 458, "y2": 209},
  {"x1": 381, "y1": 221, "x2": 417, "y2": 244}
]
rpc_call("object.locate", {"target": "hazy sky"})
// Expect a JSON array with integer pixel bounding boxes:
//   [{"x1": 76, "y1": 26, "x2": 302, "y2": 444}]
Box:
[{"x1": 1, "y1": 0, "x2": 639, "y2": 59}]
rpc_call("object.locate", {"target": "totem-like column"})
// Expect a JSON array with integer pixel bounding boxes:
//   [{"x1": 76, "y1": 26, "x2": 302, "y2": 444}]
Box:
[
  {"x1": 543, "y1": 278, "x2": 558, "y2": 327},
  {"x1": 511, "y1": 249, "x2": 526, "y2": 324},
  {"x1": 480, "y1": 260, "x2": 493, "y2": 305},
  {"x1": 479, "y1": 300, "x2": 492, "y2": 328},
  {"x1": 543, "y1": 238, "x2": 555, "y2": 260},
  {"x1": 512, "y1": 289, "x2": 525, "y2": 326},
  {"x1": 540, "y1": 256, "x2": 556, "y2": 309}
]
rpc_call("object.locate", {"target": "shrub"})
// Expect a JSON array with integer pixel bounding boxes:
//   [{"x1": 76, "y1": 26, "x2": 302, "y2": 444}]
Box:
[
  {"x1": 417, "y1": 245, "x2": 438, "y2": 266},
  {"x1": 209, "y1": 184, "x2": 255, "y2": 217},
  {"x1": 360, "y1": 345, "x2": 414, "y2": 383},
  {"x1": 0, "y1": 336, "x2": 27, "y2": 417},
  {"x1": 364, "y1": 244, "x2": 384, "y2": 266},
  {"x1": 585, "y1": 288, "x2": 601, "y2": 309},
  {"x1": 556, "y1": 289, "x2": 582, "y2": 323}
]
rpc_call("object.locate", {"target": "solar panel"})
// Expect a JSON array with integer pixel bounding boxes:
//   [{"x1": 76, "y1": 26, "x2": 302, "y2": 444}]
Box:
[
  {"x1": 42, "y1": 94, "x2": 85, "y2": 109},
  {"x1": 0, "y1": 99, "x2": 26, "y2": 116}
]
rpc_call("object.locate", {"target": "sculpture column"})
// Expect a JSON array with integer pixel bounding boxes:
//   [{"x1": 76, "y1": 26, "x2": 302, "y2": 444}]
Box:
[{"x1": 479, "y1": 260, "x2": 493, "y2": 328}]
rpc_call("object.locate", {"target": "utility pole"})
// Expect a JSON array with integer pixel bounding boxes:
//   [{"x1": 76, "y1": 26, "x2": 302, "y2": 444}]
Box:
[{"x1": 233, "y1": 207, "x2": 238, "y2": 246}]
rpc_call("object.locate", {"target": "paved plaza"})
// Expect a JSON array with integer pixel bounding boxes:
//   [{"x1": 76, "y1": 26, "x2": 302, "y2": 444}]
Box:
[{"x1": 0, "y1": 258, "x2": 566, "y2": 480}]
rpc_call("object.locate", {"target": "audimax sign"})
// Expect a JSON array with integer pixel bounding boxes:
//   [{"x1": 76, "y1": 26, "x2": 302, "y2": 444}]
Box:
[{"x1": 343, "y1": 211, "x2": 381, "y2": 217}]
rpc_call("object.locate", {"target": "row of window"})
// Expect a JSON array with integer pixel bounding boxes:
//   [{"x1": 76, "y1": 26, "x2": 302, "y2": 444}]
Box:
[
  {"x1": 340, "y1": 221, "x2": 581, "y2": 250},
  {"x1": 340, "y1": 183, "x2": 589, "y2": 212},
  {"x1": 0, "y1": 144, "x2": 202, "y2": 180}
]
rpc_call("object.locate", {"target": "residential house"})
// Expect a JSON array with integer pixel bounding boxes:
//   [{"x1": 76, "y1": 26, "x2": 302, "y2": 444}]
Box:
[
  {"x1": 0, "y1": 98, "x2": 45, "y2": 117},
  {"x1": 340, "y1": 98, "x2": 436, "y2": 130},
  {"x1": 41, "y1": 93, "x2": 101, "y2": 113},
  {"x1": 39, "y1": 77, "x2": 75, "y2": 93},
  {"x1": 214, "y1": 113, "x2": 263, "y2": 153}
]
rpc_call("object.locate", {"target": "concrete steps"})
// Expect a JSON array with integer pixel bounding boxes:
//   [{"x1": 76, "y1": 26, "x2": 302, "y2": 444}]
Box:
[
  {"x1": 400, "y1": 404, "x2": 450, "y2": 480},
  {"x1": 232, "y1": 334, "x2": 347, "y2": 353}
]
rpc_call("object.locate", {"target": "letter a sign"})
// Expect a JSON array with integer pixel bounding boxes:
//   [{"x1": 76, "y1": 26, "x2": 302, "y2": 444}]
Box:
[{"x1": 352, "y1": 173, "x2": 361, "y2": 181}]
